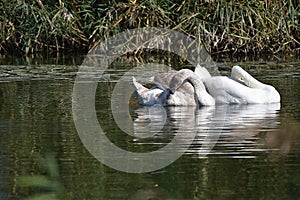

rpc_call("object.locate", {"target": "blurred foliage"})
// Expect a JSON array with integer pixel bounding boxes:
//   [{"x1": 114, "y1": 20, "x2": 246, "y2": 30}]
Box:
[
  {"x1": 17, "y1": 153, "x2": 65, "y2": 200},
  {"x1": 0, "y1": 0, "x2": 299, "y2": 56}
]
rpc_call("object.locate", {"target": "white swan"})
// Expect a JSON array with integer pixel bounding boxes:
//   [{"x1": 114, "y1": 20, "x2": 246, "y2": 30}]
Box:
[
  {"x1": 198, "y1": 65, "x2": 281, "y2": 104},
  {"x1": 133, "y1": 69, "x2": 215, "y2": 106},
  {"x1": 133, "y1": 65, "x2": 280, "y2": 106}
]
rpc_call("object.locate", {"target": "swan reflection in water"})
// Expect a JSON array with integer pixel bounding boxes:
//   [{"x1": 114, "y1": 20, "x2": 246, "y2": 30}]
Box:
[{"x1": 133, "y1": 103, "x2": 281, "y2": 157}]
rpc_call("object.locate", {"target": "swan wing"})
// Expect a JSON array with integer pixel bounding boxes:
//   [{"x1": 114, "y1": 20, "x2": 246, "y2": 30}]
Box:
[
  {"x1": 204, "y1": 76, "x2": 279, "y2": 104},
  {"x1": 204, "y1": 76, "x2": 247, "y2": 103},
  {"x1": 194, "y1": 64, "x2": 211, "y2": 80}
]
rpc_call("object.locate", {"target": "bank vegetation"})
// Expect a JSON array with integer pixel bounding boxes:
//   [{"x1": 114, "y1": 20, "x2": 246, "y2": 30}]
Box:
[{"x1": 0, "y1": 0, "x2": 299, "y2": 56}]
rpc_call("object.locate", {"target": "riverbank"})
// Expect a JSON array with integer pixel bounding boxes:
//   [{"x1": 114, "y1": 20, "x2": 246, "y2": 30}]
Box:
[{"x1": 1, "y1": 0, "x2": 299, "y2": 56}]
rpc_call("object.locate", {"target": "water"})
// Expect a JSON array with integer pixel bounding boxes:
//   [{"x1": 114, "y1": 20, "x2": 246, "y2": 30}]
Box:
[{"x1": 0, "y1": 60, "x2": 300, "y2": 199}]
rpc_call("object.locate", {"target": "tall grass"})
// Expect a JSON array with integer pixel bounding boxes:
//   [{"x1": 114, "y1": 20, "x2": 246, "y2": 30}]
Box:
[{"x1": 0, "y1": 0, "x2": 299, "y2": 56}]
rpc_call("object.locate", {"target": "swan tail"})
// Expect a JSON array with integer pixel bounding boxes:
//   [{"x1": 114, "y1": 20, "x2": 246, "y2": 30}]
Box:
[
  {"x1": 132, "y1": 77, "x2": 149, "y2": 93},
  {"x1": 148, "y1": 76, "x2": 154, "y2": 83},
  {"x1": 132, "y1": 77, "x2": 149, "y2": 105},
  {"x1": 194, "y1": 64, "x2": 211, "y2": 80}
]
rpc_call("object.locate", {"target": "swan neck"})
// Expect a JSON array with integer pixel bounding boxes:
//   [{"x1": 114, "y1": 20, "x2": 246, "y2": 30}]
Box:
[
  {"x1": 170, "y1": 69, "x2": 215, "y2": 105},
  {"x1": 233, "y1": 66, "x2": 266, "y2": 89},
  {"x1": 245, "y1": 74, "x2": 266, "y2": 89},
  {"x1": 170, "y1": 69, "x2": 205, "y2": 91}
]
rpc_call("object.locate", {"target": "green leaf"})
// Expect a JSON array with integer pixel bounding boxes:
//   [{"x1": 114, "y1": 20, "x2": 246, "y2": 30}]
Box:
[
  {"x1": 18, "y1": 175, "x2": 55, "y2": 189},
  {"x1": 24, "y1": 193, "x2": 58, "y2": 200}
]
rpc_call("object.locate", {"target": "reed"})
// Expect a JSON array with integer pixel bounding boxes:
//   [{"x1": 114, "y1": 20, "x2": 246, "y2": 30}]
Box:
[{"x1": 0, "y1": 0, "x2": 299, "y2": 56}]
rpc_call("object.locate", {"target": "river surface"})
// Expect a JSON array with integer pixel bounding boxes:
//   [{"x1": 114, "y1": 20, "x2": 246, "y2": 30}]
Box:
[{"x1": 0, "y1": 58, "x2": 300, "y2": 199}]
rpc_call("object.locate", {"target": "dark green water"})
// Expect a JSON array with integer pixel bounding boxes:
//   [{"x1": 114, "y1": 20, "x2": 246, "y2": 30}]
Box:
[{"x1": 0, "y1": 61, "x2": 300, "y2": 199}]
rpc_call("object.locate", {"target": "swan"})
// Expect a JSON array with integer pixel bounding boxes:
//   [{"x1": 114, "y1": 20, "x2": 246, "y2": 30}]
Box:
[
  {"x1": 132, "y1": 76, "x2": 172, "y2": 106},
  {"x1": 133, "y1": 65, "x2": 280, "y2": 106},
  {"x1": 133, "y1": 69, "x2": 215, "y2": 106},
  {"x1": 197, "y1": 65, "x2": 281, "y2": 104}
]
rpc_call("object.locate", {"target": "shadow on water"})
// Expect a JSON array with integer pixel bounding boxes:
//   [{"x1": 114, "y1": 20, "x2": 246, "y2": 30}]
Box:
[{"x1": 0, "y1": 60, "x2": 300, "y2": 199}]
